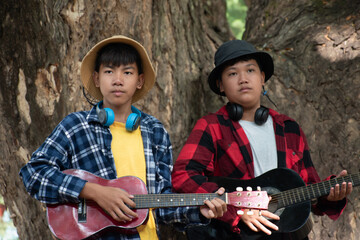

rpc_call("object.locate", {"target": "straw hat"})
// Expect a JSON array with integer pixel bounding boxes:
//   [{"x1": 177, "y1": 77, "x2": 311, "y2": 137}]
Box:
[
  {"x1": 208, "y1": 40, "x2": 274, "y2": 96},
  {"x1": 80, "y1": 35, "x2": 155, "y2": 102}
]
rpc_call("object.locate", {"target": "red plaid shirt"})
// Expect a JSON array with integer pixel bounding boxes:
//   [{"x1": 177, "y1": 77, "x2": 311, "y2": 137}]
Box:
[{"x1": 172, "y1": 105, "x2": 346, "y2": 232}]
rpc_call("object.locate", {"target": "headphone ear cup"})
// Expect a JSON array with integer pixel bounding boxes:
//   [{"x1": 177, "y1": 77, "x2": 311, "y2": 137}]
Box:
[
  {"x1": 102, "y1": 108, "x2": 115, "y2": 126},
  {"x1": 125, "y1": 106, "x2": 141, "y2": 131},
  {"x1": 125, "y1": 113, "x2": 140, "y2": 131},
  {"x1": 254, "y1": 106, "x2": 269, "y2": 125},
  {"x1": 97, "y1": 102, "x2": 114, "y2": 126},
  {"x1": 226, "y1": 102, "x2": 243, "y2": 121},
  {"x1": 97, "y1": 108, "x2": 107, "y2": 125}
]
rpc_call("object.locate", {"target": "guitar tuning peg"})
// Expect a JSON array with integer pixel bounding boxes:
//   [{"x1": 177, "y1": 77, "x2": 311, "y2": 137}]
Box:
[
  {"x1": 236, "y1": 187, "x2": 243, "y2": 192},
  {"x1": 246, "y1": 187, "x2": 252, "y2": 191},
  {"x1": 247, "y1": 210, "x2": 254, "y2": 216},
  {"x1": 257, "y1": 186, "x2": 261, "y2": 191},
  {"x1": 237, "y1": 210, "x2": 244, "y2": 215}
]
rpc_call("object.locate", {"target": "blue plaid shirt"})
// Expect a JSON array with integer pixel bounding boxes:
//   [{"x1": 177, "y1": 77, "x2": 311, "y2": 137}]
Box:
[{"x1": 20, "y1": 105, "x2": 207, "y2": 240}]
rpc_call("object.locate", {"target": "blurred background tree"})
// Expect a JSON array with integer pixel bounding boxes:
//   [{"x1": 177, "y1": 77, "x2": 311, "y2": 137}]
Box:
[
  {"x1": 0, "y1": 196, "x2": 18, "y2": 240},
  {"x1": 226, "y1": 0, "x2": 248, "y2": 39}
]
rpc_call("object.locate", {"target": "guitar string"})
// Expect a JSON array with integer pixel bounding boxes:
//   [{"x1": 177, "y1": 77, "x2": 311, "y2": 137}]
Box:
[
  {"x1": 133, "y1": 191, "x2": 268, "y2": 209},
  {"x1": 272, "y1": 174, "x2": 357, "y2": 204},
  {"x1": 270, "y1": 173, "x2": 359, "y2": 207},
  {"x1": 85, "y1": 173, "x2": 358, "y2": 209},
  {"x1": 131, "y1": 173, "x2": 360, "y2": 208}
]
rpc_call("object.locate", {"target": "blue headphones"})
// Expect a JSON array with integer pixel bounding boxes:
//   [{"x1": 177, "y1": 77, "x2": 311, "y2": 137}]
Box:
[{"x1": 96, "y1": 101, "x2": 141, "y2": 131}]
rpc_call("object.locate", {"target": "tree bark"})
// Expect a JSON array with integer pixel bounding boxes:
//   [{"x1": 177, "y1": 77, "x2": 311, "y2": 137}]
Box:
[
  {"x1": 1, "y1": 0, "x2": 359, "y2": 239},
  {"x1": 244, "y1": 1, "x2": 360, "y2": 239},
  {"x1": 0, "y1": 0, "x2": 230, "y2": 239}
]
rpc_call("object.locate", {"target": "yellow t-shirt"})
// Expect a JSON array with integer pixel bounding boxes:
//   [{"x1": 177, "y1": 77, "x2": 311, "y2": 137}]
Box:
[{"x1": 110, "y1": 121, "x2": 158, "y2": 240}]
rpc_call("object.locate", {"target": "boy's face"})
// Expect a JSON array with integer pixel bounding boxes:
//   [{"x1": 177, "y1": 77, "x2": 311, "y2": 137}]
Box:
[
  {"x1": 219, "y1": 59, "x2": 265, "y2": 109},
  {"x1": 93, "y1": 63, "x2": 144, "y2": 108}
]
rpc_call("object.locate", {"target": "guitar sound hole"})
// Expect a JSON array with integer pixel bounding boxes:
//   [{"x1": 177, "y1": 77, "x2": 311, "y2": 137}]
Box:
[{"x1": 262, "y1": 186, "x2": 284, "y2": 218}]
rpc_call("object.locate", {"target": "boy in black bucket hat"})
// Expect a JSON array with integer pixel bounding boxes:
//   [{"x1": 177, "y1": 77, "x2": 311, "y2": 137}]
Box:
[{"x1": 172, "y1": 40, "x2": 352, "y2": 239}]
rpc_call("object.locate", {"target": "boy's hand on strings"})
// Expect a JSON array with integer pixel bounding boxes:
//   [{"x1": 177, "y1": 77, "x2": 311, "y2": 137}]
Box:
[
  {"x1": 80, "y1": 182, "x2": 138, "y2": 222},
  {"x1": 200, "y1": 187, "x2": 227, "y2": 219},
  {"x1": 326, "y1": 170, "x2": 353, "y2": 201}
]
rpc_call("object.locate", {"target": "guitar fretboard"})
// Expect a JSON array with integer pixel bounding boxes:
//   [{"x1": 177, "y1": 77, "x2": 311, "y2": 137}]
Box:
[
  {"x1": 133, "y1": 193, "x2": 226, "y2": 209},
  {"x1": 273, "y1": 172, "x2": 359, "y2": 208}
]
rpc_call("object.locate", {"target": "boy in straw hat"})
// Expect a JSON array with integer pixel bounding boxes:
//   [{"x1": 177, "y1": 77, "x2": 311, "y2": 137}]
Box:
[
  {"x1": 20, "y1": 35, "x2": 226, "y2": 240},
  {"x1": 172, "y1": 39, "x2": 352, "y2": 239}
]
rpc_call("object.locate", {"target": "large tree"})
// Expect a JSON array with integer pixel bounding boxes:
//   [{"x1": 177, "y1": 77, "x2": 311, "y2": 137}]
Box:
[
  {"x1": 0, "y1": 0, "x2": 358, "y2": 240},
  {"x1": 244, "y1": 0, "x2": 360, "y2": 239}
]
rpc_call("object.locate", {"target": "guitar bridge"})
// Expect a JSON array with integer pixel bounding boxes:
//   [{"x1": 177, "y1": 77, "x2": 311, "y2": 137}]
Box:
[{"x1": 78, "y1": 198, "x2": 87, "y2": 223}]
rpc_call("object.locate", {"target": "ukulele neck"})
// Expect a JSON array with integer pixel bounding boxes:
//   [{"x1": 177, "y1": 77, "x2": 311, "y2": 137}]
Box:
[{"x1": 133, "y1": 193, "x2": 225, "y2": 209}]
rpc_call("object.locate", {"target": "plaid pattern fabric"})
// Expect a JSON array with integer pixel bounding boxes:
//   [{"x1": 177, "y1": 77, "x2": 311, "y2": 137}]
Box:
[
  {"x1": 20, "y1": 104, "x2": 206, "y2": 240},
  {"x1": 172, "y1": 105, "x2": 345, "y2": 232}
]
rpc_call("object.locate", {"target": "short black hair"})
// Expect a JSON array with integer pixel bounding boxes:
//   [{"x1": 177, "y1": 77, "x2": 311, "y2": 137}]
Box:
[
  {"x1": 217, "y1": 55, "x2": 263, "y2": 81},
  {"x1": 94, "y1": 43, "x2": 143, "y2": 74}
]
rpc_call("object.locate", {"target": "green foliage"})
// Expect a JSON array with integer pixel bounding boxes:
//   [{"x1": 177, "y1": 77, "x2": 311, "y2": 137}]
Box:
[{"x1": 226, "y1": 0, "x2": 248, "y2": 39}]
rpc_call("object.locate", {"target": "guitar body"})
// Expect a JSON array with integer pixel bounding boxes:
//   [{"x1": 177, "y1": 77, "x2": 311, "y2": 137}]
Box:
[
  {"x1": 209, "y1": 168, "x2": 311, "y2": 238},
  {"x1": 47, "y1": 169, "x2": 149, "y2": 240}
]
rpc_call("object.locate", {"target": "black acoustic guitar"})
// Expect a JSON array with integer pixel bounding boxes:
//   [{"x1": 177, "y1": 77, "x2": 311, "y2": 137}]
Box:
[{"x1": 209, "y1": 168, "x2": 358, "y2": 239}]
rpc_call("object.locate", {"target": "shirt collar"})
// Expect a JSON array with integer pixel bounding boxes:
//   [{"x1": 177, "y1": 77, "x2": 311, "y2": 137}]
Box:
[{"x1": 86, "y1": 104, "x2": 101, "y2": 124}]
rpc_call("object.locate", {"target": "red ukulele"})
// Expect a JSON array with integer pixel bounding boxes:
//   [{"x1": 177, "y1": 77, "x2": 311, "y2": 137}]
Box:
[{"x1": 47, "y1": 169, "x2": 269, "y2": 240}]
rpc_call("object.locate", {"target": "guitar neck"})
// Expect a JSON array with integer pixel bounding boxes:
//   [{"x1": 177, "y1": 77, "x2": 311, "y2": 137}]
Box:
[
  {"x1": 133, "y1": 193, "x2": 226, "y2": 209},
  {"x1": 275, "y1": 172, "x2": 359, "y2": 208}
]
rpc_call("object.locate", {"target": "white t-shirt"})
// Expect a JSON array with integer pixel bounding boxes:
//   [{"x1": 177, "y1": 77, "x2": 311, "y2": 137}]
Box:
[{"x1": 239, "y1": 116, "x2": 278, "y2": 177}]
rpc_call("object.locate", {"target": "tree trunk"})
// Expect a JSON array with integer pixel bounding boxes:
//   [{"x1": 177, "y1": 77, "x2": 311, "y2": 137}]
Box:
[
  {"x1": 1, "y1": 0, "x2": 359, "y2": 239},
  {"x1": 0, "y1": 0, "x2": 230, "y2": 239},
  {"x1": 244, "y1": 0, "x2": 360, "y2": 239}
]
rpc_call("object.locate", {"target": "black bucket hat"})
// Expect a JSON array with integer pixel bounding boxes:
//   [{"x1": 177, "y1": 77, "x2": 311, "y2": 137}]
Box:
[{"x1": 208, "y1": 40, "x2": 274, "y2": 96}]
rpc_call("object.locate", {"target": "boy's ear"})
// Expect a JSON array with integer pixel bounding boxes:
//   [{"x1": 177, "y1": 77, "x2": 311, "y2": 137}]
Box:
[
  {"x1": 93, "y1": 72, "x2": 100, "y2": 87},
  {"x1": 261, "y1": 71, "x2": 265, "y2": 85},
  {"x1": 218, "y1": 79, "x2": 224, "y2": 93},
  {"x1": 137, "y1": 73, "x2": 145, "y2": 89}
]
